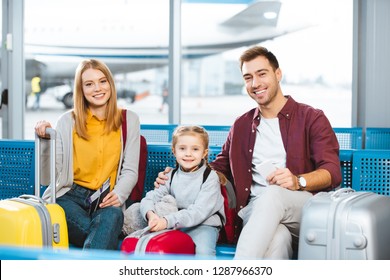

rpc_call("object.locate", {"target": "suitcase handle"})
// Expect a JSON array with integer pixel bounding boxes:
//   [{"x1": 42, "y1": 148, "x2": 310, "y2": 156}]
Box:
[
  {"x1": 18, "y1": 194, "x2": 46, "y2": 205},
  {"x1": 128, "y1": 226, "x2": 151, "y2": 239},
  {"x1": 35, "y1": 127, "x2": 57, "y2": 204},
  {"x1": 331, "y1": 187, "x2": 355, "y2": 199}
]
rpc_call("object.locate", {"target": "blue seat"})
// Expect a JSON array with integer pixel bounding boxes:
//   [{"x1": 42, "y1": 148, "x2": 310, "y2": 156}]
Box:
[
  {"x1": 141, "y1": 125, "x2": 365, "y2": 149},
  {"x1": 333, "y1": 127, "x2": 363, "y2": 149},
  {"x1": 365, "y1": 127, "x2": 390, "y2": 149},
  {"x1": 0, "y1": 140, "x2": 36, "y2": 199},
  {"x1": 352, "y1": 149, "x2": 390, "y2": 196},
  {"x1": 202, "y1": 125, "x2": 230, "y2": 146},
  {"x1": 143, "y1": 144, "x2": 176, "y2": 195},
  {"x1": 339, "y1": 149, "x2": 354, "y2": 189},
  {"x1": 140, "y1": 124, "x2": 177, "y2": 144}
]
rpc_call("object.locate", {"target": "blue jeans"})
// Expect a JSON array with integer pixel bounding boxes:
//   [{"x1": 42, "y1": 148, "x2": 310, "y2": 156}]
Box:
[
  {"x1": 57, "y1": 183, "x2": 124, "y2": 250},
  {"x1": 181, "y1": 225, "x2": 219, "y2": 256}
]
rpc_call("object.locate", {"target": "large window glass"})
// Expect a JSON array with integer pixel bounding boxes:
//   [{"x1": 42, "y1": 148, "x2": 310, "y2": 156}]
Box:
[
  {"x1": 21, "y1": 0, "x2": 352, "y2": 139},
  {"x1": 179, "y1": 0, "x2": 353, "y2": 127},
  {"x1": 23, "y1": 0, "x2": 170, "y2": 139}
]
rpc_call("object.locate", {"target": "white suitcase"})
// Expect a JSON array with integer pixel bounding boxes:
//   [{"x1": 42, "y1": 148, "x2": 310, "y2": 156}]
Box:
[{"x1": 298, "y1": 188, "x2": 390, "y2": 260}]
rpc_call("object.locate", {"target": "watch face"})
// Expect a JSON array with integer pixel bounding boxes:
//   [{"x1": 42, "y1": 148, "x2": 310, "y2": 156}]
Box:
[{"x1": 299, "y1": 176, "x2": 307, "y2": 187}]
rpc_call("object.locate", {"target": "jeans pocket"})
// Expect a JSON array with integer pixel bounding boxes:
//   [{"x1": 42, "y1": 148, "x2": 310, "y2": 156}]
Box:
[{"x1": 67, "y1": 183, "x2": 92, "y2": 209}]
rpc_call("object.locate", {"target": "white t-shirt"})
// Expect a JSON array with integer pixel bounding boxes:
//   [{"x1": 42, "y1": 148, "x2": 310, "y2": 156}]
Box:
[{"x1": 251, "y1": 117, "x2": 286, "y2": 197}]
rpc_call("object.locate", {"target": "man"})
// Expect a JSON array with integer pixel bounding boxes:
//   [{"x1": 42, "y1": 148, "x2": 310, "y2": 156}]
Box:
[{"x1": 156, "y1": 46, "x2": 341, "y2": 259}]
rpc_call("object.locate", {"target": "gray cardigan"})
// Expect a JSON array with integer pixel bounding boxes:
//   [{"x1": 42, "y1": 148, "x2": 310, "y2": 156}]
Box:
[
  {"x1": 41, "y1": 109, "x2": 140, "y2": 208},
  {"x1": 140, "y1": 164, "x2": 226, "y2": 229}
]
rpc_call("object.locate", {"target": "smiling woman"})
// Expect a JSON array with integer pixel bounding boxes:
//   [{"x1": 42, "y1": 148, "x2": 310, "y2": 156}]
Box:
[{"x1": 33, "y1": 58, "x2": 141, "y2": 250}]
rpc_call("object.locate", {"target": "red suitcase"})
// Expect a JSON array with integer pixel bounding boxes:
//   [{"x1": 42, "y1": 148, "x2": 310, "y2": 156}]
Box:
[{"x1": 121, "y1": 227, "x2": 195, "y2": 255}]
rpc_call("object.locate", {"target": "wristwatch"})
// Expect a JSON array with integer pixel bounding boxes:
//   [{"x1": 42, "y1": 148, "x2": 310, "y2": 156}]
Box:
[{"x1": 297, "y1": 176, "x2": 307, "y2": 190}]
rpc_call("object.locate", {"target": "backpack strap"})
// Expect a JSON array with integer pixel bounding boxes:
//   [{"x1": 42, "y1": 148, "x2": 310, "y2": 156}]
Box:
[
  {"x1": 121, "y1": 109, "x2": 127, "y2": 146},
  {"x1": 169, "y1": 164, "x2": 211, "y2": 185},
  {"x1": 169, "y1": 166, "x2": 179, "y2": 186},
  {"x1": 202, "y1": 165, "x2": 212, "y2": 184}
]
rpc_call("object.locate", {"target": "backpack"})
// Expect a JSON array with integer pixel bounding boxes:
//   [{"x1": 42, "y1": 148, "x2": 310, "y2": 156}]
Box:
[
  {"x1": 170, "y1": 165, "x2": 237, "y2": 244},
  {"x1": 218, "y1": 181, "x2": 237, "y2": 244},
  {"x1": 122, "y1": 109, "x2": 148, "y2": 207}
]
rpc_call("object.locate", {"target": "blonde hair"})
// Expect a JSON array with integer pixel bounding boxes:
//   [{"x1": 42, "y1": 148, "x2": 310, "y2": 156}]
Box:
[
  {"x1": 171, "y1": 125, "x2": 227, "y2": 185},
  {"x1": 72, "y1": 59, "x2": 122, "y2": 140}
]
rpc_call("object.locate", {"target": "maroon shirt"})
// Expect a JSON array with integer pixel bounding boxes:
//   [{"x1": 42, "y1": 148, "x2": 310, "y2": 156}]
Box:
[{"x1": 211, "y1": 96, "x2": 342, "y2": 213}]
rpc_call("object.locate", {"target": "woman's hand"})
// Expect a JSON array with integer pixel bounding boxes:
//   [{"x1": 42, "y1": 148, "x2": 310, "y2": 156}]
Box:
[
  {"x1": 35, "y1": 120, "x2": 52, "y2": 138},
  {"x1": 153, "y1": 166, "x2": 172, "y2": 188},
  {"x1": 100, "y1": 191, "x2": 121, "y2": 208}
]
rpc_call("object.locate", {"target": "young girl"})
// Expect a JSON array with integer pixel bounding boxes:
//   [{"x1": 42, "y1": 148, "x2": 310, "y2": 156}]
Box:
[
  {"x1": 140, "y1": 125, "x2": 226, "y2": 255},
  {"x1": 35, "y1": 59, "x2": 140, "y2": 250}
]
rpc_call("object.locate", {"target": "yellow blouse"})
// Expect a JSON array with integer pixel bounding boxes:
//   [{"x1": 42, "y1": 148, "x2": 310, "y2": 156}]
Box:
[{"x1": 73, "y1": 110, "x2": 121, "y2": 191}]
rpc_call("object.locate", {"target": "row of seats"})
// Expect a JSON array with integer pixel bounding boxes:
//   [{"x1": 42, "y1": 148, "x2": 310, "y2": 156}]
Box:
[
  {"x1": 334, "y1": 127, "x2": 390, "y2": 149},
  {"x1": 141, "y1": 125, "x2": 390, "y2": 150},
  {"x1": 1, "y1": 140, "x2": 389, "y2": 200},
  {"x1": 140, "y1": 124, "x2": 231, "y2": 147},
  {"x1": 146, "y1": 146, "x2": 390, "y2": 197},
  {"x1": 0, "y1": 139, "x2": 389, "y2": 259}
]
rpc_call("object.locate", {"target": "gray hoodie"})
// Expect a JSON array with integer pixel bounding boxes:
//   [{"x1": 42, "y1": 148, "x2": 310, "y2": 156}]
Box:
[{"x1": 140, "y1": 164, "x2": 225, "y2": 229}]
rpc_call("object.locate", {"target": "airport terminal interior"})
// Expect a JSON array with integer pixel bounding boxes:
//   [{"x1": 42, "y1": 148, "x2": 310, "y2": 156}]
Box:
[
  {"x1": 0, "y1": 0, "x2": 358, "y2": 140},
  {"x1": 1, "y1": 0, "x2": 390, "y2": 264}
]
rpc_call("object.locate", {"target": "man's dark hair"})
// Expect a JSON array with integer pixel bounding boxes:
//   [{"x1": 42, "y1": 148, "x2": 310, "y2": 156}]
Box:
[{"x1": 239, "y1": 46, "x2": 279, "y2": 71}]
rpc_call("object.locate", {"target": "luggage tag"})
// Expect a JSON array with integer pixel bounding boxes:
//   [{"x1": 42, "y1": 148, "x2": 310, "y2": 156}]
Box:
[{"x1": 88, "y1": 178, "x2": 110, "y2": 214}]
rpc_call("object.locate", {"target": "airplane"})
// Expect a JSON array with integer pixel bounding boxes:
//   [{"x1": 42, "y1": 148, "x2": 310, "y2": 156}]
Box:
[{"x1": 21, "y1": 0, "x2": 310, "y2": 108}]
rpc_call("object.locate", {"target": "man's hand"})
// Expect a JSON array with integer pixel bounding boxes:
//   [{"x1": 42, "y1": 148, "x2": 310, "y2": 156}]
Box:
[
  {"x1": 153, "y1": 166, "x2": 172, "y2": 189},
  {"x1": 267, "y1": 168, "x2": 299, "y2": 191}
]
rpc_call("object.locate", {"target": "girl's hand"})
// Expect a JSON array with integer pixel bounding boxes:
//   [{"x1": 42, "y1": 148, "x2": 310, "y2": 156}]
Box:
[{"x1": 147, "y1": 211, "x2": 168, "y2": 232}]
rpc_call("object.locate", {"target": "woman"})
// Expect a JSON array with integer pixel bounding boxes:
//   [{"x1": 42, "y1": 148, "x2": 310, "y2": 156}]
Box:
[{"x1": 35, "y1": 59, "x2": 140, "y2": 250}]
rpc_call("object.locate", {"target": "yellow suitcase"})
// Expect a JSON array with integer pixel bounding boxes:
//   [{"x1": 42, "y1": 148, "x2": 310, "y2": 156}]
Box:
[{"x1": 0, "y1": 128, "x2": 68, "y2": 248}]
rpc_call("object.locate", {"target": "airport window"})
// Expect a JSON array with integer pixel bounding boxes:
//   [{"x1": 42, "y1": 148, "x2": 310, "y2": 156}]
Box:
[
  {"x1": 18, "y1": 0, "x2": 352, "y2": 139},
  {"x1": 179, "y1": 0, "x2": 353, "y2": 127}
]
